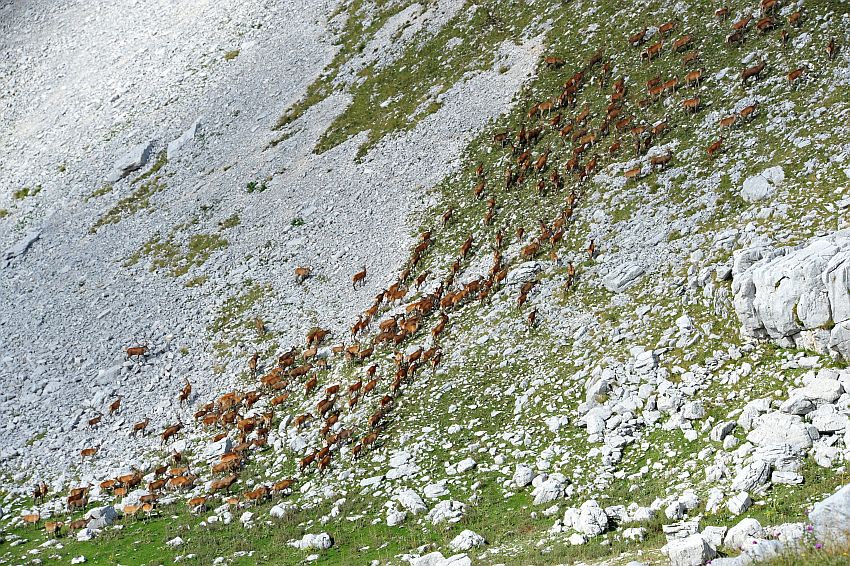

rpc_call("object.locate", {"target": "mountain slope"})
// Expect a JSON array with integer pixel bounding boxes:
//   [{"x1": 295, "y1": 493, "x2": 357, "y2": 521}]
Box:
[{"x1": 2, "y1": 0, "x2": 850, "y2": 564}]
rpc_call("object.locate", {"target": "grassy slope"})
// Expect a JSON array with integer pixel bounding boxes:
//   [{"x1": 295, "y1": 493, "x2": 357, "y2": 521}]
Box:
[{"x1": 4, "y1": 0, "x2": 850, "y2": 564}]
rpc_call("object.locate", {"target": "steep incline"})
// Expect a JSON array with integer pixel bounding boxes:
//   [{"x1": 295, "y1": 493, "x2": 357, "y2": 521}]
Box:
[{"x1": 1, "y1": 0, "x2": 850, "y2": 565}]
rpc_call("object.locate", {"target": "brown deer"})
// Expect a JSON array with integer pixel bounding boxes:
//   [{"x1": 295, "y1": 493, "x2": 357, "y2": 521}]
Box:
[
  {"x1": 126, "y1": 345, "x2": 147, "y2": 361},
  {"x1": 352, "y1": 267, "x2": 367, "y2": 289},
  {"x1": 650, "y1": 152, "x2": 673, "y2": 169},
  {"x1": 672, "y1": 34, "x2": 692, "y2": 52},
  {"x1": 658, "y1": 21, "x2": 675, "y2": 36},
  {"x1": 682, "y1": 97, "x2": 701, "y2": 114},
  {"x1": 715, "y1": 7, "x2": 730, "y2": 20},
  {"x1": 131, "y1": 418, "x2": 149, "y2": 437},
  {"x1": 827, "y1": 38, "x2": 837, "y2": 61},
  {"x1": 684, "y1": 69, "x2": 702, "y2": 87},
  {"x1": 741, "y1": 61, "x2": 766, "y2": 85},
  {"x1": 624, "y1": 165, "x2": 642, "y2": 181},
  {"x1": 707, "y1": 137, "x2": 724, "y2": 158},
  {"x1": 178, "y1": 378, "x2": 192, "y2": 407},
  {"x1": 248, "y1": 352, "x2": 259, "y2": 376},
  {"x1": 787, "y1": 67, "x2": 805, "y2": 85},
  {"x1": 108, "y1": 397, "x2": 122, "y2": 415},
  {"x1": 544, "y1": 55, "x2": 565, "y2": 68},
  {"x1": 160, "y1": 423, "x2": 183, "y2": 446},
  {"x1": 629, "y1": 27, "x2": 648, "y2": 46}
]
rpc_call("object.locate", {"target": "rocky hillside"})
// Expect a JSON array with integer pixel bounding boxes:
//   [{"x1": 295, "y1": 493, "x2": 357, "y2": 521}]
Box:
[{"x1": 1, "y1": 0, "x2": 850, "y2": 564}]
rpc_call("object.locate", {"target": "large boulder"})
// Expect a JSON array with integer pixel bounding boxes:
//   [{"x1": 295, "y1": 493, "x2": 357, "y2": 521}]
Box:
[
  {"x1": 746, "y1": 412, "x2": 819, "y2": 454},
  {"x1": 732, "y1": 232, "x2": 850, "y2": 359},
  {"x1": 84, "y1": 506, "x2": 118, "y2": 531},
  {"x1": 449, "y1": 530, "x2": 485, "y2": 552},
  {"x1": 809, "y1": 483, "x2": 850, "y2": 547},
  {"x1": 741, "y1": 166, "x2": 784, "y2": 202},
  {"x1": 108, "y1": 140, "x2": 155, "y2": 182},
  {"x1": 602, "y1": 263, "x2": 645, "y2": 293},
  {"x1": 576, "y1": 499, "x2": 608, "y2": 536},
  {"x1": 663, "y1": 534, "x2": 717, "y2": 566},
  {"x1": 288, "y1": 532, "x2": 333, "y2": 550},
  {"x1": 395, "y1": 489, "x2": 427, "y2": 515}
]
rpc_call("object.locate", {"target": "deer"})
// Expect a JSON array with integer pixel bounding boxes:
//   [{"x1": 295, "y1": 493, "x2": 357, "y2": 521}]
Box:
[
  {"x1": 682, "y1": 51, "x2": 699, "y2": 66},
  {"x1": 80, "y1": 447, "x2": 98, "y2": 460},
  {"x1": 788, "y1": 10, "x2": 802, "y2": 26},
  {"x1": 33, "y1": 482, "x2": 49, "y2": 504},
  {"x1": 624, "y1": 165, "x2": 642, "y2": 181},
  {"x1": 650, "y1": 152, "x2": 673, "y2": 170},
  {"x1": 827, "y1": 38, "x2": 837, "y2": 61},
  {"x1": 658, "y1": 21, "x2": 675, "y2": 36},
  {"x1": 178, "y1": 378, "x2": 192, "y2": 407},
  {"x1": 715, "y1": 7, "x2": 730, "y2": 21},
  {"x1": 23, "y1": 513, "x2": 41, "y2": 526},
  {"x1": 248, "y1": 352, "x2": 259, "y2": 376},
  {"x1": 684, "y1": 69, "x2": 702, "y2": 88},
  {"x1": 160, "y1": 422, "x2": 183, "y2": 446},
  {"x1": 131, "y1": 418, "x2": 149, "y2": 437},
  {"x1": 719, "y1": 115, "x2": 738, "y2": 129},
  {"x1": 759, "y1": 0, "x2": 777, "y2": 16},
  {"x1": 732, "y1": 14, "x2": 753, "y2": 31},
  {"x1": 787, "y1": 67, "x2": 805, "y2": 86},
  {"x1": 126, "y1": 343, "x2": 148, "y2": 361},
  {"x1": 299, "y1": 452, "x2": 316, "y2": 472},
  {"x1": 209, "y1": 474, "x2": 238, "y2": 494},
  {"x1": 672, "y1": 34, "x2": 692, "y2": 53},
  {"x1": 756, "y1": 17, "x2": 776, "y2": 33},
  {"x1": 271, "y1": 479, "x2": 296, "y2": 496},
  {"x1": 739, "y1": 102, "x2": 759, "y2": 121},
  {"x1": 352, "y1": 267, "x2": 367, "y2": 289},
  {"x1": 527, "y1": 307, "x2": 538, "y2": 328},
  {"x1": 108, "y1": 397, "x2": 122, "y2": 415},
  {"x1": 544, "y1": 55, "x2": 565, "y2": 68},
  {"x1": 707, "y1": 137, "x2": 724, "y2": 158},
  {"x1": 45, "y1": 521, "x2": 63, "y2": 538},
  {"x1": 741, "y1": 61, "x2": 766, "y2": 86},
  {"x1": 727, "y1": 29, "x2": 745, "y2": 45},
  {"x1": 682, "y1": 97, "x2": 701, "y2": 114},
  {"x1": 629, "y1": 27, "x2": 648, "y2": 47}
]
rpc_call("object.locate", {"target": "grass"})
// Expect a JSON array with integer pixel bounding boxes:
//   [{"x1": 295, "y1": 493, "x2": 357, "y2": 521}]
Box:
[
  {"x1": 224, "y1": 49, "x2": 240, "y2": 61},
  {"x1": 0, "y1": 209, "x2": 9, "y2": 218},
  {"x1": 15, "y1": 0, "x2": 849, "y2": 564},
  {"x1": 91, "y1": 176, "x2": 167, "y2": 232},
  {"x1": 124, "y1": 230, "x2": 228, "y2": 277},
  {"x1": 131, "y1": 151, "x2": 167, "y2": 185},
  {"x1": 86, "y1": 184, "x2": 113, "y2": 201},
  {"x1": 246, "y1": 180, "x2": 268, "y2": 193},
  {"x1": 12, "y1": 185, "x2": 41, "y2": 199}
]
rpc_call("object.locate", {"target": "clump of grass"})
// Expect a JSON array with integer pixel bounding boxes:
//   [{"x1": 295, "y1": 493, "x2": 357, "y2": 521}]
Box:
[
  {"x1": 87, "y1": 184, "x2": 113, "y2": 201},
  {"x1": 0, "y1": 209, "x2": 9, "y2": 218},
  {"x1": 25, "y1": 431, "x2": 46, "y2": 446},
  {"x1": 125, "y1": 231, "x2": 227, "y2": 277},
  {"x1": 246, "y1": 180, "x2": 268, "y2": 193},
  {"x1": 131, "y1": 151, "x2": 167, "y2": 185},
  {"x1": 291, "y1": 216, "x2": 305, "y2": 227},
  {"x1": 185, "y1": 275, "x2": 208, "y2": 287},
  {"x1": 219, "y1": 214, "x2": 241, "y2": 229},
  {"x1": 92, "y1": 176, "x2": 166, "y2": 232},
  {"x1": 224, "y1": 49, "x2": 240, "y2": 61},
  {"x1": 13, "y1": 185, "x2": 41, "y2": 199}
]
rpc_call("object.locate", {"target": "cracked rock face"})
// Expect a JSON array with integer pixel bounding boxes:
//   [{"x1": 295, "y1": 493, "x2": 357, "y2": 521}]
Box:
[{"x1": 732, "y1": 231, "x2": 850, "y2": 359}]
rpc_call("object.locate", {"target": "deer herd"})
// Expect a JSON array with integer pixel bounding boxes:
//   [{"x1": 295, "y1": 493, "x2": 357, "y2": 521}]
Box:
[{"x1": 15, "y1": 0, "x2": 841, "y2": 546}]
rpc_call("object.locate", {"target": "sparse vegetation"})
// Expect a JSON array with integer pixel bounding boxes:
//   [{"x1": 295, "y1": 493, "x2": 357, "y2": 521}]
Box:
[{"x1": 12, "y1": 185, "x2": 41, "y2": 199}]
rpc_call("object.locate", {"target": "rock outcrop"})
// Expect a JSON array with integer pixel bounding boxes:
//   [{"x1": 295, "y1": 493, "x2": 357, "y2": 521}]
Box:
[{"x1": 732, "y1": 231, "x2": 850, "y2": 359}]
